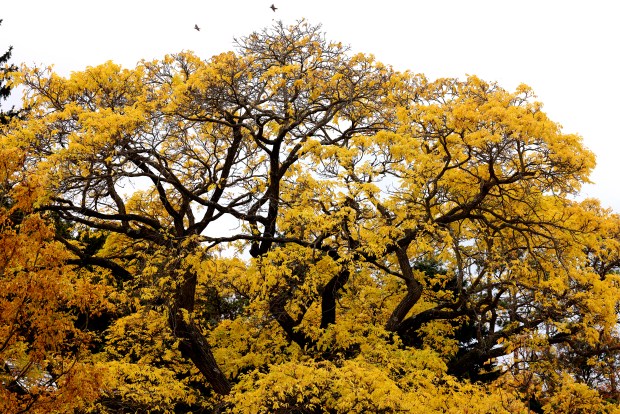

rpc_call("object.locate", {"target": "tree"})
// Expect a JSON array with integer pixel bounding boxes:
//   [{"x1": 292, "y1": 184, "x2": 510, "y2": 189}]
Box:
[
  {"x1": 4, "y1": 20, "x2": 620, "y2": 412},
  {"x1": 1, "y1": 19, "x2": 115, "y2": 412},
  {"x1": 0, "y1": 19, "x2": 18, "y2": 124},
  {"x1": 13, "y1": 20, "x2": 394, "y2": 398},
  {"x1": 0, "y1": 139, "x2": 113, "y2": 412}
]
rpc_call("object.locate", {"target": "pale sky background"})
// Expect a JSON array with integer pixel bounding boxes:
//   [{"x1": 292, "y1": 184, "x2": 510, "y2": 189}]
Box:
[{"x1": 2, "y1": 0, "x2": 619, "y2": 211}]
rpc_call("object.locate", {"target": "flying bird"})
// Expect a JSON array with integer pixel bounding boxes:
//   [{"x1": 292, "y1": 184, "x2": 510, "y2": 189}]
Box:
[
  {"x1": 270, "y1": 4, "x2": 277, "y2": 12},
  {"x1": 194, "y1": 24, "x2": 200, "y2": 31}
]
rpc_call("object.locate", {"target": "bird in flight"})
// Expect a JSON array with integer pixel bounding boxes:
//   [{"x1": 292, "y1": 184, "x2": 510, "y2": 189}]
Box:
[
  {"x1": 270, "y1": 4, "x2": 277, "y2": 12},
  {"x1": 194, "y1": 24, "x2": 200, "y2": 31}
]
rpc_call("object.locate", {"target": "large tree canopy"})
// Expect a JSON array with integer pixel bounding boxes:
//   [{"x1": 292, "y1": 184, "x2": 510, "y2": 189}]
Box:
[{"x1": 2, "y1": 21, "x2": 620, "y2": 413}]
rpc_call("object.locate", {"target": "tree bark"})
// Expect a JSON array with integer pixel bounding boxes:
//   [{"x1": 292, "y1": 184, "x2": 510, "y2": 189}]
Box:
[
  {"x1": 385, "y1": 247, "x2": 423, "y2": 332},
  {"x1": 175, "y1": 318, "x2": 232, "y2": 395},
  {"x1": 169, "y1": 262, "x2": 232, "y2": 395},
  {"x1": 268, "y1": 290, "x2": 316, "y2": 349},
  {"x1": 320, "y1": 267, "x2": 350, "y2": 329}
]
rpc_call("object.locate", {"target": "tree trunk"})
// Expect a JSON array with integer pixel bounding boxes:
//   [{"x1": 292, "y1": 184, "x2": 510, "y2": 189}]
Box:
[
  {"x1": 268, "y1": 291, "x2": 316, "y2": 349},
  {"x1": 175, "y1": 318, "x2": 232, "y2": 395},
  {"x1": 169, "y1": 262, "x2": 232, "y2": 395},
  {"x1": 385, "y1": 247, "x2": 423, "y2": 332},
  {"x1": 320, "y1": 268, "x2": 350, "y2": 329}
]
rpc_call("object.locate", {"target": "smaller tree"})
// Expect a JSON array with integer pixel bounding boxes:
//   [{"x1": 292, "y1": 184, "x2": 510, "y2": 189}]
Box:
[
  {"x1": 0, "y1": 19, "x2": 18, "y2": 124},
  {"x1": 1, "y1": 57, "x2": 112, "y2": 412}
]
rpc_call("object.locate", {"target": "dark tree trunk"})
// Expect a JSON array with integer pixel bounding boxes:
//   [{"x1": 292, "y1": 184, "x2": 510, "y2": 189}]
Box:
[
  {"x1": 169, "y1": 262, "x2": 232, "y2": 395},
  {"x1": 268, "y1": 290, "x2": 316, "y2": 349},
  {"x1": 320, "y1": 267, "x2": 350, "y2": 329},
  {"x1": 175, "y1": 318, "x2": 232, "y2": 395},
  {"x1": 385, "y1": 247, "x2": 423, "y2": 332}
]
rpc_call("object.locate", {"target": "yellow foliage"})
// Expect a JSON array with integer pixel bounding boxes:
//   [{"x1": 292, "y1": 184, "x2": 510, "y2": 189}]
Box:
[
  {"x1": 0, "y1": 213, "x2": 112, "y2": 411},
  {"x1": 2, "y1": 19, "x2": 619, "y2": 413}
]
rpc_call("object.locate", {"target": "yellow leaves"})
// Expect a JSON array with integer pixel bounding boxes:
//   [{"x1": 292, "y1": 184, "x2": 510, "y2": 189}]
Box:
[
  {"x1": 0, "y1": 212, "x2": 112, "y2": 412},
  {"x1": 418, "y1": 320, "x2": 459, "y2": 358},
  {"x1": 105, "y1": 309, "x2": 177, "y2": 365},
  {"x1": 249, "y1": 245, "x2": 338, "y2": 298},
  {"x1": 228, "y1": 353, "x2": 523, "y2": 414},
  {"x1": 390, "y1": 73, "x2": 595, "y2": 200},
  {"x1": 211, "y1": 317, "x2": 293, "y2": 380},
  {"x1": 297, "y1": 136, "x2": 321, "y2": 155},
  {"x1": 4, "y1": 19, "x2": 619, "y2": 413},
  {"x1": 259, "y1": 63, "x2": 301, "y2": 83},
  {"x1": 541, "y1": 374, "x2": 611, "y2": 414},
  {"x1": 0, "y1": 140, "x2": 23, "y2": 183},
  {"x1": 97, "y1": 360, "x2": 206, "y2": 412}
]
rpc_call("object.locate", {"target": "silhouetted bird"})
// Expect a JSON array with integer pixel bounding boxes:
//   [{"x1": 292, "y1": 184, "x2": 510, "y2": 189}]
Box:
[
  {"x1": 194, "y1": 24, "x2": 200, "y2": 31},
  {"x1": 270, "y1": 4, "x2": 277, "y2": 12}
]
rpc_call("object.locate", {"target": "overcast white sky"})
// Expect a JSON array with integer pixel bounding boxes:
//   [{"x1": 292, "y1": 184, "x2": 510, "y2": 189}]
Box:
[{"x1": 2, "y1": 0, "x2": 619, "y2": 211}]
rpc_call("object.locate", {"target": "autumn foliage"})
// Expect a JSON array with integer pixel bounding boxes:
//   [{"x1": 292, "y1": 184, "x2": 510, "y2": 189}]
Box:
[{"x1": 2, "y1": 21, "x2": 620, "y2": 413}]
